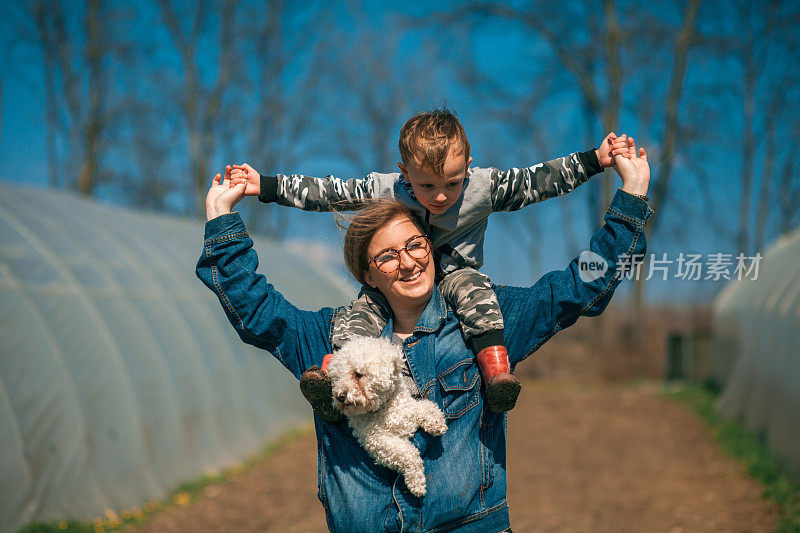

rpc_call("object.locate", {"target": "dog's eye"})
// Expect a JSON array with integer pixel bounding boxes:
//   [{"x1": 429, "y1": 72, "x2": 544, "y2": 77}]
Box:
[{"x1": 354, "y1": 371, "x2": 363, "y2": 379}]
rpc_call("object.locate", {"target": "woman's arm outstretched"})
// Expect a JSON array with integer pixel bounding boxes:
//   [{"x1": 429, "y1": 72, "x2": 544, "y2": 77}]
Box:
[
  {"x1": 500, "y1": 136, "x2": 653, "y2": 366},
  {"x1": 197, "y1": 172, "x2": 334, "y2": 379}
]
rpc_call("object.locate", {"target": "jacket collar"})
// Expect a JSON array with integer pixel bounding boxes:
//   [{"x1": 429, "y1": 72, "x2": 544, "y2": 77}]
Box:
[
  {"x1": 413, "y1": 285, "x2": 447, "y2": 334},
  {"x1": 381, "y1": 285, "x2": 447, "y2": 337}
]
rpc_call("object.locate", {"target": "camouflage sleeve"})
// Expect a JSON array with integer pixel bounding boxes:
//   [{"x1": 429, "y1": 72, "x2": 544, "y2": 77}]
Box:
[
  {"x1": 489, "y1": 150, "x2": 602, "y2": 212},
  {"x1": 258, "y1": 172, "x2": 375, "y2": 211}
]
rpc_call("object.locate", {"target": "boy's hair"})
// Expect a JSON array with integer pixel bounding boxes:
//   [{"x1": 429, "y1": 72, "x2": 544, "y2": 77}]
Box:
[
  {"x1": 337, "y1": 198, "x2": 425, "y2": 286},
  {"x1": 398, "y1": 107, "x2": 471, "y2": 175}
]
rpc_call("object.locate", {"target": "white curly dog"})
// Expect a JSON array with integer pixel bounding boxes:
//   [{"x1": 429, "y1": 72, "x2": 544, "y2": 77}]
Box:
[{"x1": 328, "y1": 336, "x2": 448, "y2": 497}]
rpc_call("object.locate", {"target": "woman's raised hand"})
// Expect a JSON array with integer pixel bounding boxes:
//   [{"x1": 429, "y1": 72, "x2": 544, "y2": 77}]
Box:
[
  {"x1": 206, "y1": 171, "x2": 246, "y2": 221},
  {"x1": 611, "y1": 135, "x2": 650, "y2": 198}
]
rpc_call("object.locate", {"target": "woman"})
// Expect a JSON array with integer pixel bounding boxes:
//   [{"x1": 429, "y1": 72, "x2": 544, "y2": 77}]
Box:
[{"x1": 197, "y1": 144, "x2": 651, "y2": 532}]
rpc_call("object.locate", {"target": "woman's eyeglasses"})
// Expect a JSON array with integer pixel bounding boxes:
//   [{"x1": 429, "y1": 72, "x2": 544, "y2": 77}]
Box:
[{"x1": 370, "y1": 235, "x2": 431, "y2": 273}]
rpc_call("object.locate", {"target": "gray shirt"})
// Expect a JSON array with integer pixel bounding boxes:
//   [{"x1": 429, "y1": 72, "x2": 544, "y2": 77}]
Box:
[{"x1": 391, "y1": 333, "x2": 421, "y2": 398}]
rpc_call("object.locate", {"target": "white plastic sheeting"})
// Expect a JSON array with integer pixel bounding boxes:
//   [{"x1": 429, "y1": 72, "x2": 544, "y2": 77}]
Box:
[
  {"x1": 0, "y1": 183, "x2": 352, "y2": 532},
  {"x1": 711, "y1": 227, "x2": 800, "y2": 476}
]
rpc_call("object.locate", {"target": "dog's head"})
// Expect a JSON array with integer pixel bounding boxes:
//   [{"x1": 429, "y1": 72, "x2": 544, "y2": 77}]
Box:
[{"x1": 328, "y1": 336, "x2": 404, "y2": 416}]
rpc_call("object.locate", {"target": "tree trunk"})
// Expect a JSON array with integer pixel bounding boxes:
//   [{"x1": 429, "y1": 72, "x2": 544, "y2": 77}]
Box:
[
  {"x1": 77, "y1": 0, "x2": 102, "y2": 196},
  {"x1": 648, "y1": 0, "x2": 701, "y2": 221},
  {"x1": 777, "y1": 142, "x2": 799, "y2": 235},
  {"x1": 753, "y1": 122, "x2": 776, "y2": 253},
  {"x1": 737, "y1": 42, "x2": 756, "y2": 256},
  {"x1": 602, "y1": 0, "x2": 621, "y2": 214},
  {"x1": 633, "y1": 0, "x2": 700, "y2": 334},
  {"x1": 33, "y1": 2, "x2": 61, "y2": 188}
]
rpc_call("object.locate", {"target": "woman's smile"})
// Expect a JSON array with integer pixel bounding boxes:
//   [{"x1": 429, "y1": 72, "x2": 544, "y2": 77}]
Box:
[{"x1": 398, "y1": 270, "x2": 422, "y2": 283}]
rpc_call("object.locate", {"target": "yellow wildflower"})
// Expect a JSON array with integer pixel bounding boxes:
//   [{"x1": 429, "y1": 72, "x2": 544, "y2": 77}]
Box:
[{"x1": 173, "y1": 491, "x2": 192, "y2": 506}]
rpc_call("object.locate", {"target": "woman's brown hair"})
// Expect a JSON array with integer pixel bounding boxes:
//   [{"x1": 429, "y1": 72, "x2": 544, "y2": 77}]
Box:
[{"x1": 337, "y1": 199, "x2": 425, "y2": 286}]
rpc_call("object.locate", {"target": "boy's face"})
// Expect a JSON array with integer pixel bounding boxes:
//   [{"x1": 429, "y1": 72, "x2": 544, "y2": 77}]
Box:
[{"x1": 398, "y1": 146, "x2": 472, "y2": 215}]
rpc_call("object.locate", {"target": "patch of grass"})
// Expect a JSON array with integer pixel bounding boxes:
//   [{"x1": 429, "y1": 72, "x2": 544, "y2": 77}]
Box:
[
  {"x1": 17, "y1": 425, "x2": 314, "y2": 533},
  {"x1": 18, "y1": 522, "x2": 95, "y2": 533},
  {"x1": 665, "y1": 383, "x2": 800, "y2": 532}
]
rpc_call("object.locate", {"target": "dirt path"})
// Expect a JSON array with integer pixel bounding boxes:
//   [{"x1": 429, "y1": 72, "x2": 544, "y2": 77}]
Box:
[{"x1": 129, "y1": 381, "x2": 779, "y2": 532}]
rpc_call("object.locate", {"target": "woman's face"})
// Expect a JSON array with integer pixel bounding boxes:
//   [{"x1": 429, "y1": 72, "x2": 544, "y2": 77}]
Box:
[{"x1": 363, "y1": 216, "x2": 435, "y2": 311}]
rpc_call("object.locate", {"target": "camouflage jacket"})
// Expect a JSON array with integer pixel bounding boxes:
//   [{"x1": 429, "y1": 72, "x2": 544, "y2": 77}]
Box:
[{"x1": 258, "y1": 150, "x2": 602, "y2": 273}]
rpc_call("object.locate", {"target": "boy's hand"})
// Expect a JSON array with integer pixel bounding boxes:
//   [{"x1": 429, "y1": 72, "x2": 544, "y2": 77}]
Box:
[
  {"x1": 596, "y1": 132, "x2": 632, "y2": 168},
  {"x1": 227, "y1": 163, "x2": 261, "y2": 196},
  {"x1": 612, "y1": 136, "x2": 650, "y2": 197},
  {"x1": 206, "y1": 171, "x2": 246, "y2": 221}
]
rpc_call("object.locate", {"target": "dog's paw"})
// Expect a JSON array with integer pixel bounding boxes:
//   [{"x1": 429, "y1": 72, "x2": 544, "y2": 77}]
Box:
[
  {"x1": 405, "y1": 471, "x2": 427, "y2": 497},
  {"x1": 427, "y1": 417, "x2": 448, "y2": 436},
  {"x1": 419, "y1": 407, "x2": 447, "y2": 436}
]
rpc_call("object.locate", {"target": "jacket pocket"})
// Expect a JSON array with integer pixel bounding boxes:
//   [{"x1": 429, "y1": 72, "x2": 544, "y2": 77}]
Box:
[{"x1": 437, "y1": 358, "x2": 480, "y2": 419}]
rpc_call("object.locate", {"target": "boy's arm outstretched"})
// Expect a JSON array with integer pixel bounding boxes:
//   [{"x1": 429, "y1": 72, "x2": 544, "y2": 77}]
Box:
[
  {"x1": 228, "y1": 163, "x2": 375, "y2": 212},
  {"x1": 489, "y1": 133, "x2": 629, "y2": 212}
]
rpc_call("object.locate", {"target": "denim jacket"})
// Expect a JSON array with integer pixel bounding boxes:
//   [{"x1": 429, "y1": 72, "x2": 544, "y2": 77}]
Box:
[{"x1": 196, "y1": 189, "x2": 652, "y2": 532}]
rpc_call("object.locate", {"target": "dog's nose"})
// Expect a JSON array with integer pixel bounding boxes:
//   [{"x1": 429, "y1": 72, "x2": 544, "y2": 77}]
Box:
[{"x1": 336, "y1": 392, "x2": 348, "y2": 404}]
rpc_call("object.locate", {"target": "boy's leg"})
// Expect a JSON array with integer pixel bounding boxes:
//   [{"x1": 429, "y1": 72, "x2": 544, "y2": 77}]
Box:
[
  {"x1": 439, "y1": 268, "x2": 521, "y2": 413},
  {"x1": 299, "y1": 287, "x2": 391, "y2": 423},
  {"x1": 331, "y1": 287, "x2": 391, "y2": 351}
]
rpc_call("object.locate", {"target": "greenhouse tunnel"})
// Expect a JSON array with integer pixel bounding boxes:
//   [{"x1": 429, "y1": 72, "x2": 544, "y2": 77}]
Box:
[
  {"x1": 0, "y1": 182, "x2": 353, "y2": 531},
  {"x1": 711, "y1": 225, "x2": 800, "y2": 478}
]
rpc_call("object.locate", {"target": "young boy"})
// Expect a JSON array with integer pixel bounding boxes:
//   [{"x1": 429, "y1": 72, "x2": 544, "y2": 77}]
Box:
[{"x1": 229, "y1": 108, "x2": 629, "y2": 422}]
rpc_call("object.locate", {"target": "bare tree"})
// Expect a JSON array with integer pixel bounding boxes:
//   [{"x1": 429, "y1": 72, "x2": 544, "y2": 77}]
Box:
[
  {"x1": 641, "y1": 0, "x2": 701, "y2": 225},
  {"x1": 234, "y1": 0, "x2": 329, "y2": 239},
  {"x1": 113, "y1": 95, "x2": 177, "y2": 211},
  {"x1": 321, "y1": 11, "x2": 426, "y2": 173},
  {"x1": 0, "y1": 3, "x2": 28, "y2": 167},
  {"x1": 777, "y1": 127, "x2": 800, "y2": 234},
  {"x1": 480, "y1": 96, "x2": 587, "y2": 279},
  {"x1": 31, "y1": 0, "x2": 120, "y2": 196},
  {"x1": 279, "y1": 3, "x2": 444, "y2": 178},
  {"x1": 41, "y1": 26, "x2": 59, "y2": 189},
  {"x1": 692, "y1": 0, "x2": 800, "y2": 255},
  {"x1": 424, "y1": 1, "x2": 626, "y2": 228},
  {"x1": 626, "y1": 0, "x2": 701, "y2": 317},
  {"x1": 75, "y1": 0, "x2": 104, "y2": 195},
  {"x1": 715, "y1": 0, "x2": 780, "y2": 257},
  {"x1": 425, "y1": 0, "x2": 702, "y2": 319},
  {"x1": 753, "y1": 69, "x2": 797, "y2": 253},
  {"x1": 33, "y1": 0, "x2": 78, "y2": 190},
  {"x1": 157, "y1": 0, "x2": 238, "y2": 214},
  {"x1": 751, "y1": 8, "x2": 800, "y2": 253}
]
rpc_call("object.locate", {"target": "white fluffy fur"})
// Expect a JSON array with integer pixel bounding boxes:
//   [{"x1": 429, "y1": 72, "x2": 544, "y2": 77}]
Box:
[{"x1": 328, "y1": 336, "x2": 447, "y2": 497}]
